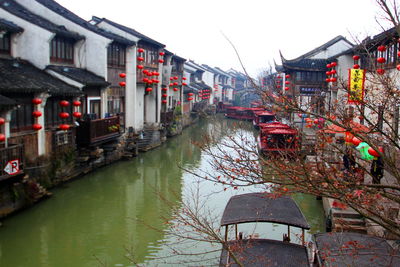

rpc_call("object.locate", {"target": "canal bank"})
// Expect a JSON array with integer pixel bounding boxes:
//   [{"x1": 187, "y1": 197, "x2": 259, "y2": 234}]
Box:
[{"x1": 0, "y1": 117, "x2": 325, "y2": 266}]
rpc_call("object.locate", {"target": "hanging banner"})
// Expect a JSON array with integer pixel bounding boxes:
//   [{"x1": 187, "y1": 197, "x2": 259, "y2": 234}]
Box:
[{"x1": 348, "y1": 68, "x2": 365, "y2": 104}]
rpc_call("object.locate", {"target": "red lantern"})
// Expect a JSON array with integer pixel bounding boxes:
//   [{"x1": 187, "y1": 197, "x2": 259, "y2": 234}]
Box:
[
  {"x1": 0, "y1": 134, "x2": 5, "y2": 142},
  {"x1": 162, "y1": 94, "x2": 168, "y2": 98},
  {"x1": 119, "y1": 81, "x2": 126, "y2": 87},
  {"x1": 153, "y1": 72, "x2": 160, "y2": 76},
  {"x1": 353, "y1": 55, "x2": 360, "y2": 60},
  {"x1": 73, "y1": 112, "x2": 82, "y2": 118},
  {"x1": 377, "y1": 68, "x2": 385, "y2": 75},
  {"x1": 32, "y1": 98, "x2": 42, "y2": 105},
  {"x1": 137, "y1": 65, "x2": 144, "y2": 70},
  {"x1": 277, "y1": 85, "x2": 281, "y2": 88},
  {"x1": 0, "y1": 117, "x2": 4, "y2": 125},
  {"x1": 59, "y1": 112, "x2": 70, "y2": 119},
  {"x1": 147, "y1": 72, "x2": 153, "y2": 76},
  {"x1": 153, "y1": 79, "x2": 159, "y2": 83},
  {"x1": 173, "y1": 82, "x2": 178, "y2": 86},
  {"x1": 325, "y1": 78, "x2": 330, "y2": 82},
  {"x1": 345, "y1": 132, "x2": 353, "y2": 143},
  {"x1": 173, "y1": 76, "x2": 178, "y2": 80},
  {"x1": 143, "y1": 78, "x2": 149, "y2": 83},
  {"x1": 285, "y1": 81, "x2": 290, "y2": 85},
  {"x1": 331, "y1": 70, "x2": 337, "y2": 75},
  {"x1": 368, "y1": 147, "x2": 381, "y2": 157},
  {"x1": 397, "y1": 64, "x2": 400, "y2": 71},
  {"x1": 147, "y1": 80, "x2": 153, "y2": 84},
  {"x1": 73, "y1": 100, "x2": 81, "y2": 106},
  {"x1": 162, "y1": 100, "x2": 167, "y2": 104},
  {"x1": 173, "y1": 88, "x2": 178, "y2": 91},
  {"x1": 143, "y1": 69, "x2": 149, "y2": 74},
  {"x1": 137, "y1": 57, "x2": 144, "y2": 61},
  {"x1": 187, "y1": 97, "x2": 193, "y2": 101},
  {"x1": 353, "y1": 64, "x2": 360, "y2": 69},
  {"x1": 32, "y1": 110, "x2": 42, "y2": 117},
  {"x1": 285, "y1": 87, "x2": 290, "y2": 91},
  {"x1": 331, "y1": 62, "x2": 337, "y2": 67},
  {"x1": 182, "y1": 77, "x2": 187, "y2": 80},
  {"x1": 377, "y1": 57, "x2": 386, "y2": 64},
  {"x1": 32, "y1": 124, "x2": 42, "y2": 131},
  {"x1": 351, "y1": 137, "x2": 362, "y2": 146},
  {"x1": 325, "y1": 71, "x2": 331, "y2": 75},
  {"x1": 138, "y1": 48, "x2": 144, "y2": 53},
  {"x1": 159, "y1": 52, "x2": 165, "y2": 56},
  {"x1": 326, "y1": 63, "x2": 332, "y2": 68},
  {"x1": 182, "y1": 82, "x2": 187, "y2": 86},
  {"x1": 285, "y1": 74, "x2": 290, "y2": 79},
  {"x1": 188, "y1": 93, "x2": 194, "y2": 96},
  {"x1": 59, "y1": 100, "x2": 69, "y2": 107},
  {"x1": 397, "y1": 51, "x2": 400, "y2": 57},
  {"x1": 59, "y1": 124, "x2": 70, "y2": 131},
  {"x1": 119, "y1": 73, "x2": 126, "y2": 78},
  {"x1": 146, "y1": 87, "x2": 153, "y2": 92},
  {"x1": 330, "y1": 77, "x2": 337, "y2": 82},
  {"x1": 377, "y1": 45, "x2": 386, "y2": 52},
  {"x1": 158, "y1": 59, "x2": 164, "y2": 63},
  {"x1": 162, "y1": 87, "x2": 168, "y2": 91}
]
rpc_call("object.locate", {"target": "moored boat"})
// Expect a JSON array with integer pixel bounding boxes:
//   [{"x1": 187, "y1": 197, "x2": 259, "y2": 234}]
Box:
[
  {"x1": 219, "y1": 193, "x2": 311, "y2": 267},
  {"x1": 257, "y1": 122, "x2": 299, "y2": 157}
]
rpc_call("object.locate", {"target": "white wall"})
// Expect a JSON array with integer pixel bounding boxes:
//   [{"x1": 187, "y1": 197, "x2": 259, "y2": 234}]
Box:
[
  {"x1": 0, "y1": 9, "x2": 53, "y2": 69},
  {"x1": 136, "y1": 86, "x2": 145, "y2": 130},
  {"x1": 16, "y1": 0, "x2": 111, "y2": 78},
  {"x1": 310, "y1": 40, "x2": 353, "y2": 59}
]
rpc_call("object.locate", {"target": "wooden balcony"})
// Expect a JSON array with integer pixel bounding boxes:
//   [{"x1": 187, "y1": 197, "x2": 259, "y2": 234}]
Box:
[
  {"x1": 76, "y1": 116, "x2": 121, "y2": 146},
  {"x1": 0, "y1": 144, "x2": 24, "y2": 182}
]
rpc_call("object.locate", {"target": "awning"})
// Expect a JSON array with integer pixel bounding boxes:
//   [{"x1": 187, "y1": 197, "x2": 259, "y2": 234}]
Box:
[
  {"x1": 320, "y1": 121, "x2": 370, "y2": 134},
  {"x1": 221, "y1": 193, "x2": 310, "y2": 229}
]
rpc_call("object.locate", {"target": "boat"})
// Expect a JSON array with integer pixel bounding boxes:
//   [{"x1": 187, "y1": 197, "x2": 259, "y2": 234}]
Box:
[
  {"x1": 252, "y1": 110, "x2": 276, "y2": 129},
  {"x1": 219, "y1": 193, "x2": 311, "y2": 267},
  {"x1": 312, "y1": 232, "x2": 400, "y2": 266},
  {"x1": 257, "y1": 122, "x2": 299, "y2": 157},
  {"x1": 225, "y1": 106, "x2": 264, "y2": 121}
]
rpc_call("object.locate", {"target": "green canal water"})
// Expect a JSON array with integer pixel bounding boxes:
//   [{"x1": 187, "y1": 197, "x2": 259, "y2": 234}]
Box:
[{"x1": 0, "y1": 117, "x2": 325, "y2": 267}]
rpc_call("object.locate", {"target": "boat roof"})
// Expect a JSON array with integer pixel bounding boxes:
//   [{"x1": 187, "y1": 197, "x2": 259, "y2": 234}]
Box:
[
  {"x1": 219, "y1": 239, "x2": 309, "y2": 267},
  {"x1": 220, "y1": 193, "x2": 310, "y2": 229},
  {"x1": 263, "y1": 128, "x2": 298, "y2": 135},
  {"x1": 260, "y1": 122, "x2": 291, "y2": 129},
  {"x1": 314, "y1": 232, "x2": 400, "y2": 266},
  {"x1": 255, "y1": 110, "x2": 275, "y2": 116}
]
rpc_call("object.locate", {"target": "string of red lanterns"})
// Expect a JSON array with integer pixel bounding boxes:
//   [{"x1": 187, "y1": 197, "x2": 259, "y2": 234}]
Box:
[
  {"x1": 58, "y1": 100, "x2": 70, "y2": 131},
  {"x1": 325, "y1": 62, "x2": 338, "y2": 83},
  {"x1": 32, "y1": 98, "x2": 43, "y2": 131},
  {"x1": 376, "y1": 45, "x2": 386, "y2": 75}
]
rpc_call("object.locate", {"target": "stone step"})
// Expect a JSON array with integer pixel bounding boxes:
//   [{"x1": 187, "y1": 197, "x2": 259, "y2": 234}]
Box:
[
  {"x1": 333, "y1": 217, "x2": 365, "y2": 226},
  {"x1": 332, "y1": 209, "x2": 364, "y2": 219},
  {"x1": 333, "y1": 224, "x2": 367, "y2": 234}
]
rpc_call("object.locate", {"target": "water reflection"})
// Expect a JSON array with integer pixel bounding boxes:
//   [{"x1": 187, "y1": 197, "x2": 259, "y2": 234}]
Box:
[{"x1": 0, "y1": 117, "x2": 324, "y2": 267}]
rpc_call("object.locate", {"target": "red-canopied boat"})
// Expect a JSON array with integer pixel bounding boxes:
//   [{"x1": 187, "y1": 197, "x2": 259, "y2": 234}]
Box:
[
  {"x1": 225, "y1": 106, "x2": 264, "y2": 121},
  {"x1": 253, "y1": 110, "x2": 276, "y2": 129},
  {"x1": 257, "y1": 122, "x2": 299, "y2": 157}
]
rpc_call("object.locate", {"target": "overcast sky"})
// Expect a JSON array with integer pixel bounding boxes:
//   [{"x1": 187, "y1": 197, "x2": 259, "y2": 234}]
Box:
[{"x1": 56, "y1": 0, "x2": 385, "y2": 76}]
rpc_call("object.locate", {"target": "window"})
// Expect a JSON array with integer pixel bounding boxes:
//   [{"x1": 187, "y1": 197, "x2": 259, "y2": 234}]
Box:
[
  {"x1": 107, "y1": 42, "x2": 126, "y2": 67},
  {"x1": 10, "y1": 98, "x2": 33, "y2": 132},
  {"x1": 50, "y1": 36, "x2": 74, "y2": 63},
  {"x1": 44, "y1": 97, "x2": 73, "y2": 127},
  {"x1": 0, "y1": 32, "x2": 11, "y2": 55}
]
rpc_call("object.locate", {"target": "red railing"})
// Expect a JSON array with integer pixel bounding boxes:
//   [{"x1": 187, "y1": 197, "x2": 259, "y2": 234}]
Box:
[
  {"x1": 76, "y1": 116, "x2": 121, "y2": 146},
  {"x1": 0, "y1": 144, "x2": 24, "y2": 181}
]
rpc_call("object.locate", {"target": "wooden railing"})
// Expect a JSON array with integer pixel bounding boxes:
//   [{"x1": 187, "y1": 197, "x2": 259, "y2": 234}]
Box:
[
  {"x1": 76, "y1": 116, "x2": 121, "y2": 146},
  {"x1": 0, "y1": 144, "x2": 24, "y2": 181}
]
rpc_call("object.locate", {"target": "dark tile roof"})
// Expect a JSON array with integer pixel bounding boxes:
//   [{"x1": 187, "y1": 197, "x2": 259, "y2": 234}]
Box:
[
  {"x1": 172, "y1": 54, "x2": 186, "y2": 62},
  {"x1": 281, "y1": 58, "x2": 329, "y2": 71},
  {"x1": 35, "y1": 0, "x2": 134, "y2": 46},
  {"x1": 0, "y1": 58, "x2": 81, "y2": 96},
  {"x1": 92, "y1": 17, "x2": 164, "y2": 47},
  {"x1": 186, "y1": 60, "x2": 206, "y2": 72},
  {"x1": 220, "y1": 239, "x2": 309, "y2": 267},
  {"x1": 221, "y1": 193, "x2": 310, "y2": 229},
  {"x1": 46, "y1": 65, "x2": 110, "y2": 87},
  {"x1": 314, "y1": 232, "x2": 400, "y2": 266},
  {"x1": 202, "y1": 64, "x2": 228, "y2": 76},
  {"x1": 0, "y1": 18, "x2": 23, "y2": 33},
  {"x1": 0, "y1": 0, "x2": 83, "y2": 40}
]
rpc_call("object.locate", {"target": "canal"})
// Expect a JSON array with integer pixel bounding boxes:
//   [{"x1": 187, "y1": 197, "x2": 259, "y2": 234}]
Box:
[{"x1": 0, "y1": 117, "x2": 325, "y2": 267}]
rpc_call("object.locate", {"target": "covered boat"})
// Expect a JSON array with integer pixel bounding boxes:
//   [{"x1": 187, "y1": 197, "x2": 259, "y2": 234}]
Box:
[
  {"x1": 253, "y1": 110, "x2": 276, "y2": 129},
  {"x1": 219, "y1": 193, "x2": 310, "y2": 267},
  {"x1": 313, "y1": 232, "x2": 400, "y2": 266},
  {"x1": 257, "y1": 123, "x2": 299, "y2": 156},
  {"x1": 225, "y1": 106, "x2": 264, "y2": 120}
]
